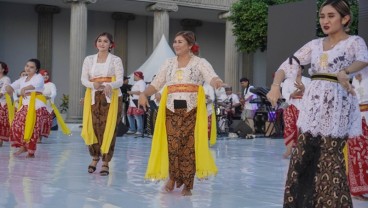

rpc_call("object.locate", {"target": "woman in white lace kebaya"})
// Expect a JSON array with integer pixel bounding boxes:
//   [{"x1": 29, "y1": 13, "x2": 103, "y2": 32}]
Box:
[
  {"x1": 138, "y1": 31, "x2": 223, "y2": 196},
  {"x1": 81, "y1": 32, "x2": 124, "y2": 176},
  {"x1": 267, "y1": 0, "x2": 368, "y2": 207}
]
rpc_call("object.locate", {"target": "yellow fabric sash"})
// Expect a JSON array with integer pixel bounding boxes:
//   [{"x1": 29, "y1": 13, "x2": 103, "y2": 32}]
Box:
[
  {"x1": 210, "y1": 104, "x2": 217, "y2": 146},
  {"x1": 145, "y1": 85, "x2": 218, "y2": 180},
  {"x1": 343, "y1": 143, "x2": 348, "y2": 175},
  {"x1": 81, "y1": 77, "x2": 119, "y2": 154},
  {"x1": 5, "y1": 93, "x2": 15, "y2": 125},
  {"x1": 51, "y1": 103, "x2": 71, "y2": 135},
  {"x1": 24, "y1": 92, "x2": 47, "y2": 143}
]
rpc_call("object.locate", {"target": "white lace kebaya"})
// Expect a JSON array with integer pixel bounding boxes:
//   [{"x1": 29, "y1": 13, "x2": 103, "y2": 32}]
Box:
[
  {"x1": 150, "y1": 55, "x2": 219, "y2": 113},
  {"x1": 278, "y1": 35, "x2": 368, "y2": 138}
]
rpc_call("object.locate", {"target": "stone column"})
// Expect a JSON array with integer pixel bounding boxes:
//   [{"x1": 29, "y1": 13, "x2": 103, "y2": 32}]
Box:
[
  {"x1": 219, "y1": 11, "x2": 242, "y2": 93},
  {"x1": 180, "y1": 19, "x2": 202, "y2": 32},
  {"x1": 147, "y1": 3, "x2": 178, "y2": 48},
  {"x1": 64, "y1": 0, "x2": 96, "y2": 122},
  {"x1": 35, "y1": 5, "x2": 60, "y2": 75},
  {"x1": 111, "y1": 12, "x2": 135, "y2": 70}
]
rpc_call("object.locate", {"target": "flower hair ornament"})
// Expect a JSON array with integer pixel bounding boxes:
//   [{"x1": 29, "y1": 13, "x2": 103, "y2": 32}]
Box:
[
  {"x1": 109, "y1": 42, "x2": 115, "y2": 51},
  {"x1": 191, "y1": 43, "x2": 200, "y2": 55}
]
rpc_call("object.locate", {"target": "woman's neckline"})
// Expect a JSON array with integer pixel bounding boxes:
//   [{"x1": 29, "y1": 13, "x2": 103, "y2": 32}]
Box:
[{"x1": 322, "y1": 35, "x2": 351, "y2": 52}]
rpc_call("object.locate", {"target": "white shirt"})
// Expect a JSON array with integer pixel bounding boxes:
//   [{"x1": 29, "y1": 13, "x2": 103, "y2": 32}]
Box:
[
  {"x1": 352, "y1": 76, "x2": 368, "y2": 120},
  {"x1": 43, "y1": 82, "x2": 57, "y2": 113},
  {"x1": 282, "y1": 76, "x2": 311, "y2": 110},
  {"x1": 243, "y1": 85, "x2": 258, "y2": 110},
  {"x1": 81, "y1": 53, "x2": 124, "y2": 105},
  {"x1": 0, "y1": 76, "x2": 11, "y2": 106},
  {"x1": 150, "y1": 56, "x2": 219, "y2": 112},
  {"x1": 129, "y1": 79, "x2": 146, "y2": 108},
  {"x1": 10, "y1": 74, "x2": 45, "y2": 109},
  {"x1": 279, "y1": 35, "x2": 368, "y2": 138}
]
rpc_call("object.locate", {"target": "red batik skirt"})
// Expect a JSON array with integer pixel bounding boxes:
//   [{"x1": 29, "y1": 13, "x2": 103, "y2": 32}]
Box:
[
  {"x1": 10, "y1": 106, "x2": 50, "y2": 154},
  {"x1": 0, "y1": 104, "x2": 10, "y2": 142},
  {"x1": 283, "y1": 104, "x2": 299, "y2": 146},
  {"x1": 347, "y1": 118, "x2": 368, "y2": 196}
]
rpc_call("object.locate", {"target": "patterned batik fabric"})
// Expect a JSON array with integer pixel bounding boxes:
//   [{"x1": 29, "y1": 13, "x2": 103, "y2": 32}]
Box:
[
  {"x1": 40, "y1": 111, "x2": 52, "y2": 137},
  {"x1": 166, "y1": 108, "x2": 196, "y2": 190},
  {"x1": 0, "y1": 104, "x2": 10, "y2": 142},
  {"x1": 283, "y1": 104, "x2": 299, "y2": 146},
  {"x1": 10, "y1": 106, "x2": 50, "y2": 154},
  {"x1": 284, "y1": 133, "x2": 352, "y2": 208},
  {"x1": 89, "y1": 92, "x2": 122, "y2": 162},
  {"x1": 347, "y1": 118, "x2": 368, "y2": 196}
]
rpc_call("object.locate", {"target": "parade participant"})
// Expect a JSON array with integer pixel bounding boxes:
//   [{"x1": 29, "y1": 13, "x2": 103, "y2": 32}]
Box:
[
  {"x1": 0, "y1": 61, "x2": 11, "y2": 147},
  {"x1": 139, "y1": 31, "x2": 224, "y2": 196},
  {"x1": 81, "y1": 32, "x2": 124, "y2": 176},
  {"x1": 267, "y1": 0, "x2": 368, "y2": 206},
  {"x1": 6, "y1": 59, "x2": 49, "y2": 158},
  {"x1": 346, "y1": 73, "x2": 368, "y2": 200}
]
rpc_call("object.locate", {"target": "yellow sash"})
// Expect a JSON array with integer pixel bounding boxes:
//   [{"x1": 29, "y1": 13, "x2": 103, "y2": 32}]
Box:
[
  {"x1": 5, "y1": 93, "x2": 15, "y2": 125},
  {"x1": 210, "y1": 104, "x2": 217, "y2": 146},
  {"x1": 24, "y1": 92, "x2": 47, "y2": 143},
  {"x1": 81, "y1": 77, "x2": 119, "y2": 154},
  {"x1": 51, "y1": 103, "x2": 71, "y2": 135},
  {"x1": 145, "y1": 85, "x2": 218, "y2": 180}
]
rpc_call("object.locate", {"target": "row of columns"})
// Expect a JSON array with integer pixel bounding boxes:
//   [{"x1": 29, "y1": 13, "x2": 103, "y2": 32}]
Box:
[{"x1": 35, "y1": 1, "x2": 244, "y2": 122}]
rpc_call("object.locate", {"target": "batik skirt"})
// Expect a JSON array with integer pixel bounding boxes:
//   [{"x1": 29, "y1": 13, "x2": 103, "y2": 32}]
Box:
[
  {"x1": 10, "y1": 106, "x2": 50, "y2": 154},
  {"x1": 0, "y1": 104, "x2": 10, "y2": 142},
  {"x1": 347, "y1": 118, "x2": 368, "y2": 196},
  {"x1": 284, "y1": 132, "x2": 352, "y2": 208},
  {"x1": 166, "y1": 108, "x2": 196, "y2": 190}
]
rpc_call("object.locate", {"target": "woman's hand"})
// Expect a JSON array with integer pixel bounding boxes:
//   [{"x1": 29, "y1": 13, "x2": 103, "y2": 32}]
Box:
[
  {"x1": 138, "y1": 93, "x2": 149, "y2": 111},
  {"x1": 93, "y1": 82, "x2": 103, "y2": 90},
  {"x1": 294, "y1": 81, "x2": 305, "y2": 92},
  {"x1": 266, "y1": 85, "x2": 282, "y2": 108},
  {"x1": 20, "y1": 88, "x2": 26, "y2": 97},
  {"x1": 337, "y1": 70, "x2": 355, "y2": 95},
  {"x1": 103, "y1": 84, "x2": 112, "y2": 97}
]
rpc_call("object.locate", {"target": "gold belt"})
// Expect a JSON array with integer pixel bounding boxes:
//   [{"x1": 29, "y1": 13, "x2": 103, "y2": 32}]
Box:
[
  {"x1": 360, "y1": 104, "x2": 368, "y2": 112},
  {"x1": 90, "y1": 77, "x2": 112, "y2": 82},
  {"x1": 311, "y1": 73, "x2": 338, "y2": 83},
  {"x1": 167, "y1": 84, "x2": 199, "y2": 94}
]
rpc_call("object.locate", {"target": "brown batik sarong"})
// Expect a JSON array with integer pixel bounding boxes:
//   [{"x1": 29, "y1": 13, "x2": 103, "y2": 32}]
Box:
[
  {"x1": 89, "y1": 91, "x2": 122, "y2": 162},
  {"x1": 284, "y1": 132, "x2": 352, "y2": 208},
  {"x1": 166, "y1": 108, "x2": 196, "y2": 190}
]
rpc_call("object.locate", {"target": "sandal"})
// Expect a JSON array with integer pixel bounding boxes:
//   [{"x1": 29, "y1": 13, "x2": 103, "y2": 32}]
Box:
[
  {"x1": 100, "y1": 164, "x2": 109, "y2": 176},
  {"x1": 88, "y1": 157, "x2": 99, "y2": 173}
]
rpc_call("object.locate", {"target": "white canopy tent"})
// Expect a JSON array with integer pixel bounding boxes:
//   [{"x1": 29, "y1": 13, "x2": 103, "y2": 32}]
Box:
[{"x1": 128, "y1": 35, "x2": 175, "y2": 84}]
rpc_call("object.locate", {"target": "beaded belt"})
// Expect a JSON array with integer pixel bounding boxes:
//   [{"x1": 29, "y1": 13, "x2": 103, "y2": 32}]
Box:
[
  {"x1": 90, "y1": 77, "x2": 112, "y2": 82},
  {"x1": 360, "y1": 104, "x2": 368, "y2": 112},
  {"x1": 311, "y1": 73, "x2": 338, "y2": 83},
  {"x1": 167, "y1": 84, "x2": 198, "y2": 94}
]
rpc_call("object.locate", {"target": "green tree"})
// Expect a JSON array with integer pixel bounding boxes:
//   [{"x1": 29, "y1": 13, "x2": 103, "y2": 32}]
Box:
[
  {"x1": 316, "y1": 0, "x2": 359, "y2": 37},
  {"x1": 229, "y1": 0, "x2": 301, "y2": 53}
]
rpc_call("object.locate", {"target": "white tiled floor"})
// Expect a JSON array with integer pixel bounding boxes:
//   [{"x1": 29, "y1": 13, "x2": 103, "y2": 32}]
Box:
[{"x1": 0, "y1": 128, "x2": 367, "y2": 208}]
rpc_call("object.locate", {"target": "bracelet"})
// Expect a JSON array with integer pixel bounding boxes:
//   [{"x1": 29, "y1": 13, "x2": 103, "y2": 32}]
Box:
[{"x1": 272, "y1": 83, "x2": 281, "y2": 87}]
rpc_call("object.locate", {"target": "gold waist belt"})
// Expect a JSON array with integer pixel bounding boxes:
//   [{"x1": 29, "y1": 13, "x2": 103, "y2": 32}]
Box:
[
  {"x1": 167, "y1": 84, "x2": 199, "y2": 94},
  {"x1": 90, "y1": 77, "x2": 112, "y2": 82},
  {"x1": 360, "y1": 104, "x2": 368, "y2": 112}
]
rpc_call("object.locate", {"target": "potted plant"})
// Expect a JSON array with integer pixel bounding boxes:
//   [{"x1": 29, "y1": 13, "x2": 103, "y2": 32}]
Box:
[{"x1": 59, "y1": 94, "x2": 69, "y2": 119}]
